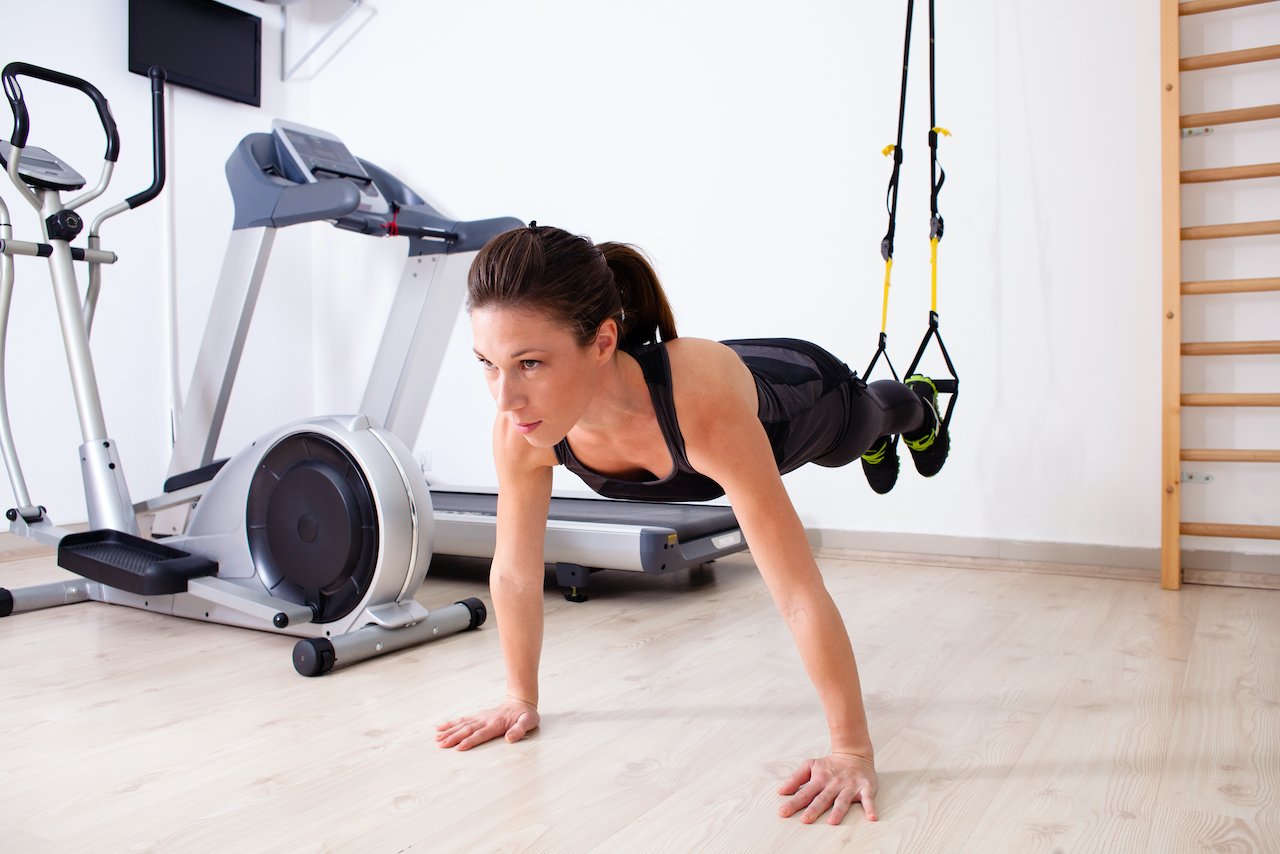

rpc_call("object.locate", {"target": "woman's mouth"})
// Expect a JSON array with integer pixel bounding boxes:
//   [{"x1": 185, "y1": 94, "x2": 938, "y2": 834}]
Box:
[{"x1": 514, "y1": 420, "x2": 542, "y2": 435}]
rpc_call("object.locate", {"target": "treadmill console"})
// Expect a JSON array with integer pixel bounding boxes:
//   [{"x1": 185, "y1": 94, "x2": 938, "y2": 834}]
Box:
[{"x1": 270, "y1": 119, "x2": 390, "y2": 216}]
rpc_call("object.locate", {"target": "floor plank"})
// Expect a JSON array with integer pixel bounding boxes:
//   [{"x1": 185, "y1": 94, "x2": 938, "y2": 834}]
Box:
[
  {"x1": 1156, "y1": 587, "x2": 1280, "y2": 825},
  {"x1": 1146, "y1": 805, "x2": 1280, "y2": 853}
]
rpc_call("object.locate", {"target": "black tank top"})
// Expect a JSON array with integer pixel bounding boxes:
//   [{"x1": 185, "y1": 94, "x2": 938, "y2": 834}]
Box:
[{"x1": 553, "y1": 338, "x2": 857, "y2": 502}]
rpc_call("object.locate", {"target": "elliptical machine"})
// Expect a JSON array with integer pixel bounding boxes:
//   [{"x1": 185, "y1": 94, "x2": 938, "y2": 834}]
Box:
[{"x1": 0, "y1": 62, "x2": 486, "y2": 675}]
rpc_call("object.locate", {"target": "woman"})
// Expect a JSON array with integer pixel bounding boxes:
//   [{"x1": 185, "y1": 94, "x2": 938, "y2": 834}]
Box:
[{"x1": 435, "y1": 224, "x2": 948, "y2": 826}]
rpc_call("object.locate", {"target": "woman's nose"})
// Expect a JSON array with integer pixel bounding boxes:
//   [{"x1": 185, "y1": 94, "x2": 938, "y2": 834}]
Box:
[{"x1": 496, "y1": 374, "x2": 523, "y2": 412}]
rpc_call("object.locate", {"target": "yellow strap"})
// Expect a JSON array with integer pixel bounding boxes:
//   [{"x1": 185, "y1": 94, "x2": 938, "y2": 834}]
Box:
[
  {"x1": 882, "y1": 143, "x2": 896, "y2": 157},
  {"x1": 929, "y1": 128, "x2": 947, "y2": 314},
  {"x1": 930, "y1": 237, "x2": 939, "y2": 313},
  {"x1": 881, "y1": 258, "x2": 893, "y2": 333}
]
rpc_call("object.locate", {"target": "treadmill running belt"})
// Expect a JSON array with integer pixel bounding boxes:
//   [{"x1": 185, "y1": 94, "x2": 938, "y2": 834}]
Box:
[{"x1": 431, "y1": 491, "x2": 738, "y2": 541}]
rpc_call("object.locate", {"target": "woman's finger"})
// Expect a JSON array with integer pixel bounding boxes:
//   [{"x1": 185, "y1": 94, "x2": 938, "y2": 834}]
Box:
[
  {"x1": 434, "y1": 719, "x2": 473, "y2": 740},
  {"x1": 456, "y1": 719, "x2": 504, "y2": 751},
  {"x1": 505, "y1": 711, "x2": 536, "y2": 743},
  {"x1": 435, "y1": 716, "x2": 473, "y2": 732},
  {"x1": 827, "y1": 788, "x2": 857, "y2": 825},
  {"x1": 437, "y1": 718, "x2": 485, "y2": 747},
  {"x1": 858, "y1": 785, "x2": 878, "y2": 821},
  {"x1": 780, "y1": 782, "x2": 817, "y2": 817},
  {"x1": 777, "y1": 760, "x2": 814, "y2": 796},
  {"x1": 436, "y1": 728, "x2": 466, "y2": 748},
  {"x1": 801, "y1": 785, "x2": 838, "y2": 824}
]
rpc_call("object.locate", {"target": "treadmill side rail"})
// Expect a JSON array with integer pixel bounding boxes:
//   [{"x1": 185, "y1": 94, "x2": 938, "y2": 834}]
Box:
[{"x1": 638, "y1": 526, "x2": 746, "y2": 575}]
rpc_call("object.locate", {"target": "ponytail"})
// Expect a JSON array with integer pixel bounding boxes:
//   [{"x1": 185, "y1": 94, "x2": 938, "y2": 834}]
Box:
[{"x1": 598, "y1": 242, "x2": 678, "y2": 350}]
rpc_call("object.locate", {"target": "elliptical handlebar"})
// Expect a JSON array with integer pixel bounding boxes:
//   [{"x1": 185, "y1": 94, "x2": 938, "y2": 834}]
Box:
[
  {"x1": 124, "y1": 67, "x2": 167, "y2": 211},
  {"x1": 2, "y1": 62, "x2": 121, "y2": 163}
]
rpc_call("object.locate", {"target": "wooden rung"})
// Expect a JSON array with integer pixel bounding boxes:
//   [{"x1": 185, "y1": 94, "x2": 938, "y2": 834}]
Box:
[
  {"x1": 1182, "y1": 276, "x2": 1280, "y2": 294},
  {"x1": 1182, "y1": 448, "x2": 1280, "y2": 462},
  {"x1": 1182, "y1": 393, "x2": 1280, "y2": 406},
  {"x1": 1182, "y1": 340, "x2": 1280, "y2": 355},
  {"x1": 1181, "y1": 162, "x2": 1280, "y2": 183},
  {"x1": 1181, "y1": 103, "x2": 1280, "y2": 128},
  {"x1": 1181, "y1": 522, "x2": 1280, "y2": 540},
  {"x1": 1181, "y1": 219, "x2": 1280, "y2": 239},
  {"x1": 1181, "y1": 44, "x2": 1280, "y2": 70},
  {"x1": 1180, "y1": 0, "x2": 1277, "y2": 14}
]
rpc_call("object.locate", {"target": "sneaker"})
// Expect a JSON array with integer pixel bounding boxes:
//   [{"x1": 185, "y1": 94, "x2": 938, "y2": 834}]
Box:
[
  {"x1": 903, "y1": 374, "x2": 949, "y2": 477},
  {"x1": 861, "y1": 435, "x2": 900, "y2": 494}
]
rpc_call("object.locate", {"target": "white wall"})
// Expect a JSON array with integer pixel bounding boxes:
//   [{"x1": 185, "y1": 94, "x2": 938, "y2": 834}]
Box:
[
  {"x1": 2, "y1": 1, "x2": 1275, "y2": 559},
  {"x1": 301, "y1": 0, "x2": 1173, "y2": 553}
]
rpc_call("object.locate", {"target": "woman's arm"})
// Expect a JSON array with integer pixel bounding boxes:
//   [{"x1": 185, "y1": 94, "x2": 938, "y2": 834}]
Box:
[
  {"x1": 492, "y1": 414, "x2": 554, "y2": 706},
  {"x1": 436, "y1": 414, "x2": 553, "y2": 750},
  {"x1": 674, "y1": 342, "x2": 878, "y2": 824},
  {"x1": 705, "y1": 441, "x2": 874, "y2": 758}
]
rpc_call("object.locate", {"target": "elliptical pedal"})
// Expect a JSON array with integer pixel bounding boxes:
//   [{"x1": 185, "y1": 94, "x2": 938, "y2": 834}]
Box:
[{"x1": 58, "y1": 530, "x2": 217, "y2": 596}]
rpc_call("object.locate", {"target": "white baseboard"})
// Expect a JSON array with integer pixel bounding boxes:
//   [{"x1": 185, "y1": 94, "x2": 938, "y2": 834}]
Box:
[{"x1": 807, "y1": 528, "x2": 1280, "y2": 589}]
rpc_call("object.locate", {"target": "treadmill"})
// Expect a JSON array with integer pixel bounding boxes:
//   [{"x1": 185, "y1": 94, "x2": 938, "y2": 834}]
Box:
[{"x1": 161, "y1": 120, "x2": 746, "y2": 601}]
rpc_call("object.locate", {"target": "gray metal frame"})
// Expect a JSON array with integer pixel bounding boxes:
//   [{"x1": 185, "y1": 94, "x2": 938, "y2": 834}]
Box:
[
  {"x1": 359, "y1": 252, "x2": 466, "y2": 442},
  {"x1": 166, "y1": 227, "x2": 276, "y2": 476}
]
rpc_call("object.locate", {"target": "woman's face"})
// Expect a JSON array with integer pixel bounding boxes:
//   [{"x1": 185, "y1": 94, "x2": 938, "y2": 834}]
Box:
[{"x1": 470, "y1": 306, "x2": 614, "y2": 447}]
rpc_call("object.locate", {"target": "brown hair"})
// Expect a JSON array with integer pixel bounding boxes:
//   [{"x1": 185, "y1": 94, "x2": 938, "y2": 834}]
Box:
[{"x1": 467, "y1": 224, "x2": 677, "y2": 350}]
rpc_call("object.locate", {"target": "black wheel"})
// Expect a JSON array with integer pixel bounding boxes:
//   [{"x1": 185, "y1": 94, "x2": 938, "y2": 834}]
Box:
[
  {"x1": 246, "y1": 432, "x2": 378, "y2": 623},
  {"x1": 458, "y1": 597, "x2": 487, "y2": 629},
  {"x1": 293, "y1": 637, "x2": 337, "y2": 676}
]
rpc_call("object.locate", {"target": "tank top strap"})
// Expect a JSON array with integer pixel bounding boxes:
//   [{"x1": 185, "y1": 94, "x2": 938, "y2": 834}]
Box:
[
  {"x1": 553, "y1": 437, "x2": 571, "y2": 466},
  {"x1": 628, "y1": 342, "x2": 696, "y2": 471}
]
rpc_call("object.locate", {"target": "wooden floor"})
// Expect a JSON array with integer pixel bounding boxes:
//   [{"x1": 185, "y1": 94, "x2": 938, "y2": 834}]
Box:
[{"x1": 0, "y1": 547, "x2": 1277, "y2": 853}]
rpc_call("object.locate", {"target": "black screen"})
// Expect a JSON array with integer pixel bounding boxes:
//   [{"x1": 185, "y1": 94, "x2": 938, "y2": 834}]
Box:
[{"x1": 128, "y1": 0, "x2": 262, "y2": 107}]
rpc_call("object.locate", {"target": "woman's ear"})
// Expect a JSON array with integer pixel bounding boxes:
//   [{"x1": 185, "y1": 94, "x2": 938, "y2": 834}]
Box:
[{"x1": 592, "y1": 318, "x2": 619, "y2": 362}]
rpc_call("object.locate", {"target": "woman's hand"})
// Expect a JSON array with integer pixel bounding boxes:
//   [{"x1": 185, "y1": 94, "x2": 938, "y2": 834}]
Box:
[
  {"x1": 434, "y1": 698, "x2": 540, "y2": 751},
  {"x1": 777, "y1": 753, "x2": 878, "y2": 824}
]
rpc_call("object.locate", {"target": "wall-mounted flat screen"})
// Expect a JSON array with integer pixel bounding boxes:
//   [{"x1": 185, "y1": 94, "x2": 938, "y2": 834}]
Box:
[{"x1": 128, "y1": 0, "x2": 262, "y2": 107}]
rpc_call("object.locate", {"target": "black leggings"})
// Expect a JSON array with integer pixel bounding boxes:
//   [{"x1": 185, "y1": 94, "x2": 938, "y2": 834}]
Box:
[{"x1": 812, "y1": 378, "x2": 925, "y2": 468}]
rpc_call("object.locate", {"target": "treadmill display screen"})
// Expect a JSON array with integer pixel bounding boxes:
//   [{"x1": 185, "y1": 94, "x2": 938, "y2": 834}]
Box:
[{"x1": 280, "y1": 128, "x2": 369, "y2": 182}]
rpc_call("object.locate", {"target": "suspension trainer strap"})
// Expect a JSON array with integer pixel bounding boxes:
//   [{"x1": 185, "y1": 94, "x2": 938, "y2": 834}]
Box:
[
  {"x1": 906, "y1": 0, "x2": 959, "y2": 427},
  {"x1": 926, "y1": 0, "x2": 949, "y2": 314},
  {"x1": 867, "y1": 0, "x2": 915, "y2": 382},
  {"x1": 878, "y1": 0, "x2": 914, "y2": 324}
]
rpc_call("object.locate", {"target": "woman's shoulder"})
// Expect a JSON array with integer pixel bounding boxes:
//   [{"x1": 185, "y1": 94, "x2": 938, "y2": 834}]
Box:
[
  {"x1": 663, "y1": 338, "x2": 757, "y2": 419},
  {"x1": 663, "y1": 337, "x2": 742, "y2": 373}
]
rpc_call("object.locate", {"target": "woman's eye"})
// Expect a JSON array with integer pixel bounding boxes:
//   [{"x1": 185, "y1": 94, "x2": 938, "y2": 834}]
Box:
[
  {"x1": 476, "y1": 356, "x2": 495, "y2": 370},
  {"x1": 521, "y1": 360, "x2": 540, "y2": 370}
]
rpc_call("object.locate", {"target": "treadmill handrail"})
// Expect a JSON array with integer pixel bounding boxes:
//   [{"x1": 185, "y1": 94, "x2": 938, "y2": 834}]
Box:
[{"x1": 226, "y1": 133, "x2": 523, "y2": 256}]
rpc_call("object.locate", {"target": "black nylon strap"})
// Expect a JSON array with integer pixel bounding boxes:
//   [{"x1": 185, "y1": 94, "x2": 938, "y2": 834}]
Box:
[
  {"x1": 880, "y1": 0, "x2": 914, "y2": 263},
  {"x1": 928, "y1": 0, "x2": 945, "y2": 241}
]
